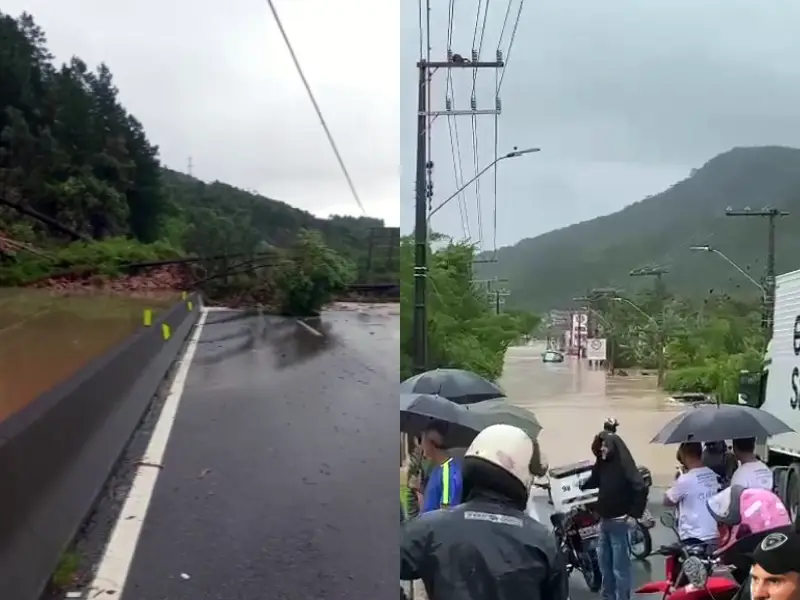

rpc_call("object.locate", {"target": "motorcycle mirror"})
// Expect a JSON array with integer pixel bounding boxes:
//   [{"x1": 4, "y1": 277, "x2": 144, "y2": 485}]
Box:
[
  {"x1": 660, "y1": 513, "x2": 677, "y2": 530},
  {"x1": 682, "y1": 556, "x2": 709, "y2": 588}
]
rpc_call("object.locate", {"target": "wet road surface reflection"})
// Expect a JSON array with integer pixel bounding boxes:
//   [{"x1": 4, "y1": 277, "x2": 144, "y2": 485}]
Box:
[{"x1": 122, "y1": 304, "x2": 398, "y2": 600}]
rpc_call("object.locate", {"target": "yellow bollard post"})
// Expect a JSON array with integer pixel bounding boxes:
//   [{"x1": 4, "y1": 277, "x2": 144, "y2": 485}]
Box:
[
  {"x1": 187, "y1": 301, "x2": 193, "y2": 311},
  {"x1": 161, "y1": 323, "x2": 171, "y2": 340},
  {"x1": 143, "y1": 309, "x2": 153, "y2": 327}
]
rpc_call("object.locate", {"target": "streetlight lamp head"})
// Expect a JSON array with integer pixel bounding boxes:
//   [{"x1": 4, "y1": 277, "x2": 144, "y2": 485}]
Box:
[
  {"x1": 506, "y1": 147, "x2": 541, "y2": 158},
  {"x1": 690, "y1": 245, "x2": 712, "y2": 252}
]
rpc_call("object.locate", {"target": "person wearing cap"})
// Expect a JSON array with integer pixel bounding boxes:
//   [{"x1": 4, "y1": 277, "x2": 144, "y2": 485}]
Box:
[
  {"x1": 401, "y1": 424, "x2": 568, "y2": 600},
  {"x1": 747, "y1": 530, "x2": 800, "y2": 600}
]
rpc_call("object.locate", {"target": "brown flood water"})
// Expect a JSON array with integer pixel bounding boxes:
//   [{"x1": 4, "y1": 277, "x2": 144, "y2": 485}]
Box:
[
  {"x1": 501, "y1": 343, "x2": 682, "y2": 487},
  {"x1": 0, "y1": 289, "x2": 177, "y2": 424}
]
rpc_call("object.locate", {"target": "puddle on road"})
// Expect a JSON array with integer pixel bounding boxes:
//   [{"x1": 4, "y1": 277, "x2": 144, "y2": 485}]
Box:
[
  {"x1": 501, "y1": 344, "x2": 682, "y2": 486},
  {"x1": 0, "y1": 289, "x2": 176, "y2": 424}
]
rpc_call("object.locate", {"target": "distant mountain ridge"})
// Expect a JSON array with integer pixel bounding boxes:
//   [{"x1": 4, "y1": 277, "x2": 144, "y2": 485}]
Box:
[{"x1": 478, "y1": 146, "x2": 800, "y2": 311}]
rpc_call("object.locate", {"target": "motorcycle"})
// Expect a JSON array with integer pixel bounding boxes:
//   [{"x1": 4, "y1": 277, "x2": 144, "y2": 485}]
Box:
[
  {"x1": 540, "y1": 464, "x2": 655, "y2": 561},
  {"x1": 628, "y1": 509, "x2": 655, "y2": 560},
  {"x1": 634, "y1": 513, "x2": 740, "y2": 600},
  {"x1": 549, "y1": 503, "x2": 603, "y2": 592}
]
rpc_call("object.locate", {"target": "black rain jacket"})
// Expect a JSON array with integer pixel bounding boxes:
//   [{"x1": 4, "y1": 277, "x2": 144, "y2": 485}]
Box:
[
  {"x1": 400, "y1": 489, "x2": 568, "y2": 600},
  {"x1": 583, "y1": 431, "x2": 647, "y2": 519}
]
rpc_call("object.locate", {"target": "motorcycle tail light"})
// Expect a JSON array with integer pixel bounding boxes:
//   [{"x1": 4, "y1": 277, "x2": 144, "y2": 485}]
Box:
[{"x1": 571, "y1": 511, "x2": 596, "y2": 527}]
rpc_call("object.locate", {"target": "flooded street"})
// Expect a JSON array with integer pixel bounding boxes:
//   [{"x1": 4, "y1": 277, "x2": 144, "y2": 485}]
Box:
[
  {"x1": 501, "y1": 343, "x2": 683, "y2": 486},
  {"x1": 0, "y1": 289, "x2": 177, "y2": 423}
]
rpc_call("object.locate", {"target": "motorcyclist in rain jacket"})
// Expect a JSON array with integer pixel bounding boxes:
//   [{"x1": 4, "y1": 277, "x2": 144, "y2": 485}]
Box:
[{"x1": 400, "y1": 424, "x2": 568, "y2": 600}]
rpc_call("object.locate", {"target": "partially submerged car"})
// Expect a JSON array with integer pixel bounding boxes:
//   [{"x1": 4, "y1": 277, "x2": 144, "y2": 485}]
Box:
[{"x1": 542, "y1": 350, "x2": 565, "y2": 363}]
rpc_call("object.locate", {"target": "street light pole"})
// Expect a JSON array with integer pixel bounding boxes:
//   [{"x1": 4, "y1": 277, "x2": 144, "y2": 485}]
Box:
[
  {"x1": 725, "y1": 207, "x2": 788, "y2": 336},
  {"x1": 427, "y1": 147, "x2": 541, "y2": 219},
  {"x1": 612, "y1": 296, "x2": 658, "y2": 325},
  {"x1": 689, "y1": 245, "x2": 765, "y2": 293}
]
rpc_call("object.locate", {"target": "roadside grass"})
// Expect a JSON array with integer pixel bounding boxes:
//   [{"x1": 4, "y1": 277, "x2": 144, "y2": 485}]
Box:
[{"x1": 51, "y1": 550, "x2": 80, "y2": 590}]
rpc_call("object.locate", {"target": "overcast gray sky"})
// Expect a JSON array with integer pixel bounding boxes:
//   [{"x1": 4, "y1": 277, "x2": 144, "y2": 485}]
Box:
[
  {"x1": 400, "y1": 0, "x2": 800, "y2": 248},
  {"x1": 5, "y1": 0, "x2": 399, "y2": 225}
]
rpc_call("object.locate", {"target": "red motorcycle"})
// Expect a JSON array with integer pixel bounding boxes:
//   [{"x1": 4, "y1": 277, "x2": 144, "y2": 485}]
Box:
[{"x1": 634, "y1": 514, "x2": 739, "y2": 600}]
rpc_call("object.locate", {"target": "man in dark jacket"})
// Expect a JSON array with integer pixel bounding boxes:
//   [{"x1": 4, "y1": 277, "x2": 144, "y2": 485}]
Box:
[
  {"x1": 581, "y1": 431, "x2": 648, "y2": 600},
  {"x1": 401, "y1": 424, "x2": 568, "y2": 600}
]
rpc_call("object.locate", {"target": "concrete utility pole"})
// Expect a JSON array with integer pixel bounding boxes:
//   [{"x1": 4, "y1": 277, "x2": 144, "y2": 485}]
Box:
[
  {"x1": 725, "y1": 207, "x2": 789, "y2": 336},
  {"x1": 412, "y1": 52, "x2": 504, "y2": 374},
  {"x1": 629, "y1": 266, "x2": 669, "y2": 387},
  {"x1": 472, "y1": 277, "x2": 509, "y2": 314},
  {"x1": 491, "y1": 283, "x2": 511, "y2": 315}
]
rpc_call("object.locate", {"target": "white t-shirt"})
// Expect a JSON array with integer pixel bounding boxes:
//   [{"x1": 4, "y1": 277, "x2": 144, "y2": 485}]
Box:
[
  {"x1": 730, "y1": 460, "x2": 773, "y2": 491},
  {"x1": 665, "y1": 466, "x2": 720, "y2": 542}
]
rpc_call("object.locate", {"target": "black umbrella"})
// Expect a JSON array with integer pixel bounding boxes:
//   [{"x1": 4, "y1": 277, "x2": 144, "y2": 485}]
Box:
[
  {"x1": 400, "y1": 393, "x2": 482, "y2": 448},
  {"x1": 651, "y1": 403, "x2": 794, "y2": 444},
  {"x1": 400, "y1": 368, "x2": 505, "y2": 405},
  {"x1": 464, "y1": 399, "x2": 543, "y2": 441}
]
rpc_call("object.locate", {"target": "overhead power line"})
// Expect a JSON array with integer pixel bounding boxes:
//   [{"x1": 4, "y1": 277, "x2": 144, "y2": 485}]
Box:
[
  {"x1": 496, "y1": 0, "x2": 526, "y2": 93},
  {"x1": 265, "y1": 0, "x2": 367, "y2": 216}
]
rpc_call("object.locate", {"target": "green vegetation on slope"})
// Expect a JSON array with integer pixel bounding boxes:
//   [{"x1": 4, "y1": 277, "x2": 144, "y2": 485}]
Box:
[
  {"x1": 0, "y1": 11, "x2": 397, "y2": 303},
  {"x1": 480, "y1": 146, "x2": 800, "y2": 312},
  {"x1": 400, "y1": 236, "x2": 540, "y2": 381},
  {"x1": 583, "y1": 290, "x2": 764, "y2": 403}
]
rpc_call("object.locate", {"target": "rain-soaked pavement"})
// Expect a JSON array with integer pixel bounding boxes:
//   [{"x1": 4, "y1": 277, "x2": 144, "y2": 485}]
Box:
[
  {"x1": 115, "y1": 304, "x2": 398, "y2": 600},
  {"x1": 504, "y1": 343, "x2": 685, "y2": 600}
]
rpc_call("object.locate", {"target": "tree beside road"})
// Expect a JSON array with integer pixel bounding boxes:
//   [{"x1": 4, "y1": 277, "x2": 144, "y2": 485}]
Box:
[
  {"x1": 586, "y1": 291, "x2": 764, "y2": 403},
  {"x1": 400, "y1": 237, "x2": 540, "y2": 382}
]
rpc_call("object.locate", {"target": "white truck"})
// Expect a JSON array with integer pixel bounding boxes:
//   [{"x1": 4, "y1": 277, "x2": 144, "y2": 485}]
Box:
[{"x1": 738, "y1": 267, "x2": 800, "y2": 522}]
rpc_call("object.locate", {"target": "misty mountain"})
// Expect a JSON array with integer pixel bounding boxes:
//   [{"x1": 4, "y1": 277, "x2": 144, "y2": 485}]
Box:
[{"x1": 478, "y1": 146, "x2": 800, "y2": 311}]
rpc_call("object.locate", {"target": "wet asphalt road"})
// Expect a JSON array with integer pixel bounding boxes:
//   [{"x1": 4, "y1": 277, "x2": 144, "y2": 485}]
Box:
[
  {"x1": 527, "y1": 488, "x2": 677, "y2": 600},
  {"x1": 122, "y1": 305, "x2": 398, "y2": 600}
]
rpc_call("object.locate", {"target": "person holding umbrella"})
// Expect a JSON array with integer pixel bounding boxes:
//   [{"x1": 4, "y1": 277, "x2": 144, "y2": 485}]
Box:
[
  {"x1": 419, "y1": 422, "x2": 464, "y2": 513},
  {"x1": 664, "y1": 442, "x2": 721, "y2": 550},
  {"x1": 404, "y1": 436, "x2": 426, "y2": 518},
  {"x1": 730, "y1": 438, "x2": 773, "y2": 491}
]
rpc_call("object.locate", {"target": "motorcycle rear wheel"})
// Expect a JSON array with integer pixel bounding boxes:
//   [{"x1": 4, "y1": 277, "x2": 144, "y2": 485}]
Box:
[
  {"x1": 580, "y1": 550, "x2": 603, "y2": 592},
  {"x1": 628, "y1": 522, "x2": 653, "y2": 560}
]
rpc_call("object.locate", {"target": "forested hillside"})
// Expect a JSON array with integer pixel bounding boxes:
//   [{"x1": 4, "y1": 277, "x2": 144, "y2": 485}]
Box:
[
  {"x1": 480, "y1": 146, "x2": 800, "y2": 311},
  {"x1": 0, "y1": 11, "x2": 392, "y2": 284}
]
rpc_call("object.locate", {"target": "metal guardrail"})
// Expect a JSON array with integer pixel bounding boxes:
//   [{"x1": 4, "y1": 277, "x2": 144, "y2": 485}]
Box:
[{"x1": 0, "y1": 294, "x2": 202, "y2": 600}]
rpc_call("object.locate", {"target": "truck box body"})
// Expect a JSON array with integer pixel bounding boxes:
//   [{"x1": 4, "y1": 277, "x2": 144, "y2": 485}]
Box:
[{"x1": 762, "y1": 268, "x2": 800, "y2": 459}]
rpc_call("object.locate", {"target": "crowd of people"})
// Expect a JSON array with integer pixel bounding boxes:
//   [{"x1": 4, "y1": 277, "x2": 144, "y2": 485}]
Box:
[{"x1": 400, "y1": 419, "x2": 800, "y2": 600}]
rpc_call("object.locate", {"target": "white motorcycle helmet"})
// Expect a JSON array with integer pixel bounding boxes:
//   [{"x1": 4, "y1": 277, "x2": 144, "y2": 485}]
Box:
[{"x1": 464, "y1": 424, "x2": 534, "y2": 490}]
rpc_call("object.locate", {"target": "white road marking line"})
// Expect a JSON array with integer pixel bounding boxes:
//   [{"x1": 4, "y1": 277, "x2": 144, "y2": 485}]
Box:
[
  {"x1": 296, "y1": 318, "x2": 323, "y2": 337},
  {"x1": 86, "y1": 308, "x2": 209, "y2": 598}
]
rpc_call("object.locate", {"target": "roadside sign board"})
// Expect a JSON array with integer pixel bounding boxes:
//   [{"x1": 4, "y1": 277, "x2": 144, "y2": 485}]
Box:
[{"x1": 585, "y1": 338, "x2": 607, "y2": 361}]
